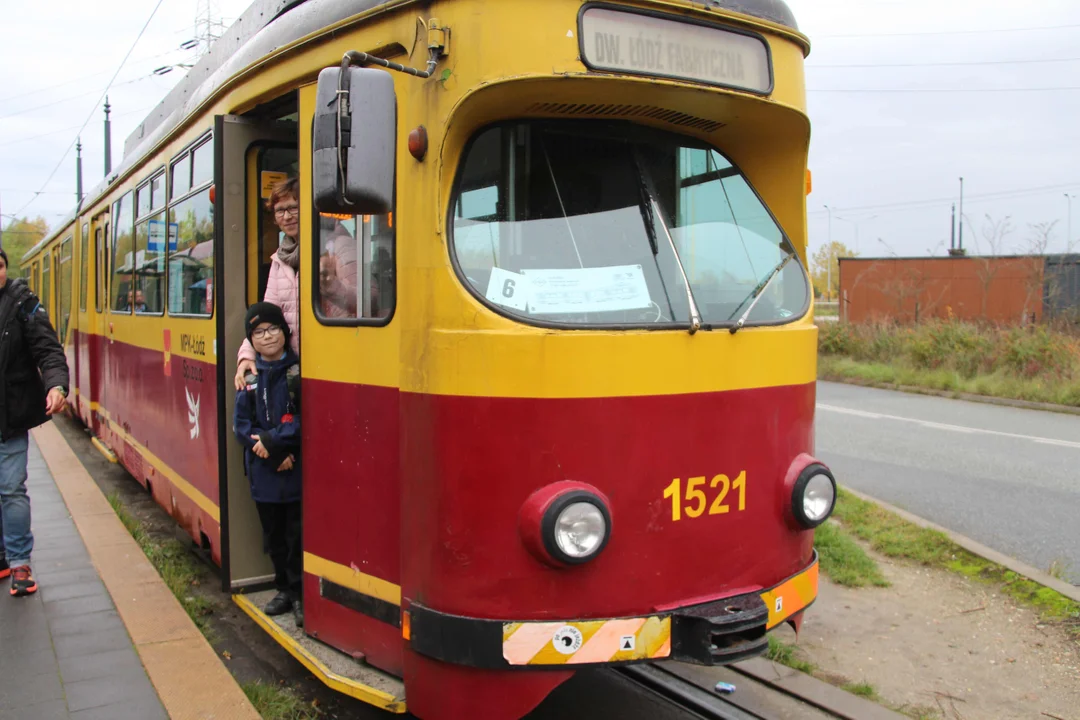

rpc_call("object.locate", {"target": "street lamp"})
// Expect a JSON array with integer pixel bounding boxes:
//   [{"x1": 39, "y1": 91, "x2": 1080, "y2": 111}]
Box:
[
  {"x1": 835, "y1": 214, "x2": 878, "y2": 254},
  {"x1": 1066, "y1": 193, "x2": 1076, "y2": 253},
  {"x1": 823, "y1": 204, "x2": 834, "y2": 301}
]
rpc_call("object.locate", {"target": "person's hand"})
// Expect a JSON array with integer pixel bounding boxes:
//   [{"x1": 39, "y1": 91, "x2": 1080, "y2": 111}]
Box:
[
  {"x1": 234, "y1": 359, "x2": 256, "y2": 391},
  {"x1": 277, "y1": 454, "x2": 295, "y2": 472},
  {"x1": 45, "y1": 388, "x2": 66, "y2": 416},
  {"x1": 251, "y1": 435, "x2": 269, "y2": 459}
]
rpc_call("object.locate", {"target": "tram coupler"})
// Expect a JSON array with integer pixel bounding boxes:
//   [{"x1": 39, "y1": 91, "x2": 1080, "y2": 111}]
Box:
[{"x1": 669, "y1": 593, "x2": 769, "y2": 666}]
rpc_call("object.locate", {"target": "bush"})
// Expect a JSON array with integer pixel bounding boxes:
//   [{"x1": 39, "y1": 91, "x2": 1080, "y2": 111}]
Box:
[{"x1": 821, "y1": 319, "x2": 1079, "y2": 387}]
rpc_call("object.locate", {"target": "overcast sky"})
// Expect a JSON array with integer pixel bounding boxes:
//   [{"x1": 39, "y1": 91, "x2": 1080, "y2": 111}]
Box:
[{"x1": 2, "y1": 0, "x2": 1079, "y2": 259}]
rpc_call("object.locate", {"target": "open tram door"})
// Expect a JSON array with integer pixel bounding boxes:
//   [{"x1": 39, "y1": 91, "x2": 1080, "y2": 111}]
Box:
[{"x1": 214, "y1": 111, "x2": 297, "y2": 592}]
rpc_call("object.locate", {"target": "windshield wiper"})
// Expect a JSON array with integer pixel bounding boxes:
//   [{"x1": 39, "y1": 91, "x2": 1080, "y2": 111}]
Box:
[
  {"x1": 728, "y1": 252, "x2": 794, "y2": 334},
  {"x1": 633, "y1": 150, "x2": 701, "y2": 334}
]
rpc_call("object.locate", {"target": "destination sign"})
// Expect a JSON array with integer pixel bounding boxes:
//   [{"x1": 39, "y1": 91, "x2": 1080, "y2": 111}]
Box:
[{"x1": 580, "y1": 8, "x2": 771, "y2": 93}]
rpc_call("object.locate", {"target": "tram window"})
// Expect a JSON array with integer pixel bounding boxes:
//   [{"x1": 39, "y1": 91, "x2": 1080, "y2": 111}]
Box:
[
  {"x1": 150, "y1": 171, "x2": 165, "y2": 211},
  {"x1": 134, "y1": 212, "x2": 166, "y2": 314},
  {"x1": 41, "y1": 255, "x2": 51, "y2": 313},
  {"x1": 59, "y1": 238, "x2": 73, "y2": 341},
  {"x1": 94, "y1": 227, "x2": 104, "y2": 312},
  {"x1": 136, "y1": 182, "x2": 152, "y2": 219},
  {"x1": 192, "y1": 139, "x2": 213, "y2": 189},
  {"x1": 171, "y1": 155, "x2": 191, "y2": 199},
  {"x1": 168, "y1": 188, "x2": 214, "y2": 316},
  {"x1": 80, "y1": 223, "x2": 89, "y2": 311},
  {"x1": 314, "y1": 212, "x2": 394, "y2": 323},
  {"x1": 449, "y1": 122, "x2": 809, "y2": 328},
  {"x1": 111, "y1": 191, "x2": 135, "y2": 313}
]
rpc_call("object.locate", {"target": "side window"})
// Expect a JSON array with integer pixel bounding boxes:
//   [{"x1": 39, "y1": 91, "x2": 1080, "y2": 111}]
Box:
[
  {"x1": 134, "y1": 172, "x2": 166, "y2": 315},
  {"x1": 59, "y1": 239, "x2": 73, "y2": 341},
  {"x1": 110, "y1": 192, "x2": 134, "y2": 313},
  {"x1": 171, "y1": 155, "x2": 191, "y2": 199},
  {"x1": 168, "y1": 188, "x2": 214, "y2": 315},
  {"x1": 42, "y1": 255, "x2": 51, "y2": 312},
  {"x1": 134, "y1": 214, "x2": 166, "y2": 314},
  {"x1": 315, "y1": 213, "x2": 395, "y2": 323},
  {"x1": 94, "y1": 226, "x2": 104, "y2": 312},
  {"x1": 80, "y1": 223, "x2": 89, "y2": 311}
]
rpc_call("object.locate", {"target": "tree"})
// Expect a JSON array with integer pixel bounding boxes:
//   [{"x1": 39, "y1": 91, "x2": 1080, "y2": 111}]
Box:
[
  {"x1": 810, "y1": 240, "x2": 857, "y2": 301},
  {"x1": 967, "y1": 214, "x2": 1013, "y2": 320},
  {"x1": 0, "y1": 216, "x2": 49, "y2": 278}
]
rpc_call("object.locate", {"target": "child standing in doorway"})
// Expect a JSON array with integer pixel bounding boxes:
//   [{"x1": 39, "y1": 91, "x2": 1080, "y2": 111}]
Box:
[{"x1": 233, "y1": 301, "x2": 303, "y2": 627}]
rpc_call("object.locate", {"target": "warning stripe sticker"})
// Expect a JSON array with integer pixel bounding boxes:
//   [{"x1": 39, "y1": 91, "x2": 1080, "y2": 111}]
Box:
[
  {"x1": 502, "y1": 616, "x2": 671, "y2": 666},
  {"x1": 761, "y1": 557, "x2": 819, "y2": 629}
]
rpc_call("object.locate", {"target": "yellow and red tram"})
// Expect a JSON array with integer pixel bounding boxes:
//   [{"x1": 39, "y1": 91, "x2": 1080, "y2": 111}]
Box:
[{"x1": 21, "y1": 0, "x2": 834, "y2": 717}]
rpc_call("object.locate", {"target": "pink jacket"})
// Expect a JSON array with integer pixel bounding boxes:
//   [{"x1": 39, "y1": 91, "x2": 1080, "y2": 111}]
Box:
[{"x1": 239, "y1": 252, "x2": 300, "y2": 362}]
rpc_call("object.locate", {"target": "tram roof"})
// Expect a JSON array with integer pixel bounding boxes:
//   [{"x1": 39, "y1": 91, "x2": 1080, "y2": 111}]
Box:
[{"x1": 24, "y1": 0, "x2": 798, "y2": 262}]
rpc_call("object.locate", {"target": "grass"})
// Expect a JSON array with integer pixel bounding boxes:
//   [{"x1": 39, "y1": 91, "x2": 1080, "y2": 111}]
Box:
[
  {"x1": 814, "y1": 519, "x2": 890, "y2": 588},
  {"x1": 106, "y1": 491, "x2": 218, "y2": 637},
  {"x1": 242, "y1": 681, "x2": 321, "y2": 720},
  {"x1": 766, "y1": 635, "x2": 816, "y2": 674},
  {"x1": 841, "y1": 681, "x2": 878, "y2": 700},
  {"x1": 833, "y1": 489, "x2": 1080, "y2": 628},
  {"x1": 818, "y1": 320, "x2": 1080, "y2": 407}
]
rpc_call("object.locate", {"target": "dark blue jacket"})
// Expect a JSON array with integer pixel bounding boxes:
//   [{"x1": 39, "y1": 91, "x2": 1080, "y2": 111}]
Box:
[{"x1": 233, "y1": 349, "x2": 301, "y2": 504}]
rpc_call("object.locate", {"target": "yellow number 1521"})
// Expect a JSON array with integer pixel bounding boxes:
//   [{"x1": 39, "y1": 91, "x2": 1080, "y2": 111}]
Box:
[{"x1": 662, "y1": 472, "x2": 746, "y2": 522}]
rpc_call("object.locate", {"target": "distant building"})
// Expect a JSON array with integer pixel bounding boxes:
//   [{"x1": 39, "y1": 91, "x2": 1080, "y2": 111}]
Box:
[{"x1": 837, "y1": 254, "x2": 1080, "y2": 325}]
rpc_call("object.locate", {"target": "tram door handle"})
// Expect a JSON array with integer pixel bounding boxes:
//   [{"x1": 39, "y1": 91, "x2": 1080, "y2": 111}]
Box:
[{"x1": 108, "y1": 322, "x2": 114, "y2": 344}]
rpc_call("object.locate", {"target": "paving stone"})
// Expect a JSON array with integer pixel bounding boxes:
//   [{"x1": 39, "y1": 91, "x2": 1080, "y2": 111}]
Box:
[
  {"x1": 47, "y1": 609, "x2": 124, "y2": 638},
  {"x1": 51, "y1": 625, "x2": 133, "y2": 660},
  {"x1": 0, "y1": 666, "x2": 63, "y2": 710},
  {"x1": 64, "y1": 675, "x2": 159, "y2": 713},
  {"x1": 57, "y1": 647, "x2": 144, "y2": 685},
  {"x1": 39, "y1": 580, "x2": 108, "y2": 604},
  {"x1": 70, "y1": 694, "x2": 168, "y2": 720},
  {"x1": 42, "y1": 592, "x2": 116, "y2": 619},
  {"x1": 2, "y1": 698, "x2": 69, "y2": 720}
]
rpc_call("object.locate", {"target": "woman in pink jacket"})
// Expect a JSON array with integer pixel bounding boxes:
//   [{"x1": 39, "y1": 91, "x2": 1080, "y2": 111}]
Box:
[
  {"x1": 234, "y1": 178, "x2": 359, "y2": 390},
  {"x1": 234, "y1": 178, "x2": 302, "y2": 390}
]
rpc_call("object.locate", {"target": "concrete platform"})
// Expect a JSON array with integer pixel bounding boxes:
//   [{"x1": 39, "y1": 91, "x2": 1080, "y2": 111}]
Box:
[
  {"x1": 0, "y1": 435, "x2": 167, "y2": 719},
  {"x1": 0, "y1": 423, "x2": 261, "y2": 720}
]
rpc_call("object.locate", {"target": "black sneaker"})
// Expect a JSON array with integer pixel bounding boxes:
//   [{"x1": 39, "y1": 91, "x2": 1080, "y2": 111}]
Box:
[
  {"x1": 0, "y1": 558, "x2": 9, "y2": 581},
  {"x1": 264, "y1": 592, "x2": 292, "y2": 616},
  {"x1": 293, "y1": 601, "x2": 304, "y2": 628},
  {"x1": 10, "y1": 566, "x2": 37, "y2": 597}
]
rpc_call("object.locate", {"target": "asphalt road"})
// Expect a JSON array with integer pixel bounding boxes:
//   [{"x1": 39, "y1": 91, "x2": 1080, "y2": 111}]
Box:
[{"x1": 815, "y1": 381, "x2": 1080, "y2": 584}]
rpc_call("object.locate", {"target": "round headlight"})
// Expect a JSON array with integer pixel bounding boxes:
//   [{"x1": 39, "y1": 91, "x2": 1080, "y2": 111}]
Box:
[
  {"x1": 554, "y1": 502, "x2": 607, "y2": 559},
  {"x1": 541, "y1": 491, "x2": 612, "y2": 565},
  {"x1": 791, "y1": 464, "x2": 836, "y2": 529}
]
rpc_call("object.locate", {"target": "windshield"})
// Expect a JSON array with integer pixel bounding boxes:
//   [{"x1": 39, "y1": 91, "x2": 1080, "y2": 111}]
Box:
[{"x1": 450, "y1": 122, "x2": 809, "y2": 328}]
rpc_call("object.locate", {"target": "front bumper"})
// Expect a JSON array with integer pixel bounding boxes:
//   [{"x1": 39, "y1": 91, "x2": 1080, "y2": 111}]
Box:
[{"x1": 406, "y1": 551, "x2": 818, "y2": 669}]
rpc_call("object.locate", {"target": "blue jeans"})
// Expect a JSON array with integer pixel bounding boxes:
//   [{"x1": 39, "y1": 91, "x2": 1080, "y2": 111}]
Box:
[{"x1": 0, "y1": 432, "x2": 32, "y2": 569}]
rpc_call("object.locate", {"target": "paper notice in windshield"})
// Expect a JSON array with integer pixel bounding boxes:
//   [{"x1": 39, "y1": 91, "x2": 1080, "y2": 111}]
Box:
[
  {"x1": 522, "y1": 265, "x2": 651, "y2": 315},
  {"x1": 485, "y1": 267, "x2": 531, "y2": 311}
]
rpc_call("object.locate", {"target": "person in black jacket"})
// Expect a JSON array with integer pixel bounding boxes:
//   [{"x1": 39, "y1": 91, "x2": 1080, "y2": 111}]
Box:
[
  {"x1": 0, "y1": 248, "x2": 69, "y2": 597},
  {"x1": 233, "y1": 302, "x2": 303, "y2": 627}
]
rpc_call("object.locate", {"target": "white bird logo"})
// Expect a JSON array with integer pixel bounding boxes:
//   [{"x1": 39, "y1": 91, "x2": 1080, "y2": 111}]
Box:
[{"x1": 186, "y1": 388, "x2": 200, "y2": 440}]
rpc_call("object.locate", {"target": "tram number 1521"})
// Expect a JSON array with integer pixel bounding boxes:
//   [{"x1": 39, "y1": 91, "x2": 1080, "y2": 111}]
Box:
[{"x1": 663, "y1": 472, "x2": 747, "y2": 522}]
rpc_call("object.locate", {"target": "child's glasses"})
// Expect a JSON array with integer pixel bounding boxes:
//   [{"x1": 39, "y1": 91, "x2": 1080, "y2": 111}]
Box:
[{"x1": 252, "y1": 326, "x2": 283, "y2": 339}]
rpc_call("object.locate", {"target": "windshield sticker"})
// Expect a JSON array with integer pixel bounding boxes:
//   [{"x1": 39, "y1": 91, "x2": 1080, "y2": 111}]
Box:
[
  {"x1": 522, "y1": 265, "x2": 651, "y2": 315},
  {"x1": 485, "y1": 267, "x2": 531, "y2": 311}
]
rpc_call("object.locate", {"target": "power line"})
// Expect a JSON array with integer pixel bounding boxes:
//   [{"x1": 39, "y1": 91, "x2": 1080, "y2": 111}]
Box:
[
  {"x1": 0, "y1": 106, "x2": 154, "y2": 151},
  {"x1": 815, "y1": 23, "x2": 1080, "y2": 39},
  {"x1": 0, "y1": 74, "x2": 169, "y2": 123},
  {"x1": 14, "y1": 0, "x2": 168, "y2": 217},
  {"x1": 808, "y1": 182, "x2": 1080, "y2": 216},
  {"x1": 809, "y1": 85, "x2": 1080, "y2": 93},
  {"x1": 810, "y1": 57, "x2": 1080, "y2": 69}
]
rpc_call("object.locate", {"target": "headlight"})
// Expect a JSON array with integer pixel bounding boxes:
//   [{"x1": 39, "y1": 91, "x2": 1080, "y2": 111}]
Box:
[
  {"x1": 791, "y1": 464, "x2": 836, "y2": 529},
  {"x1": 542, "y1": 491, "x2": 612, "y2": 565},
  {"x1": 553, "y1": 502, "x2": 607, "y2": 559}
]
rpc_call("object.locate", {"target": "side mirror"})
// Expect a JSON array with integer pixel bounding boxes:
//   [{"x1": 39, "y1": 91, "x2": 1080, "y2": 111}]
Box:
[{"x1": 313, "y1": 66, "x2": 396, "y2": 215}]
